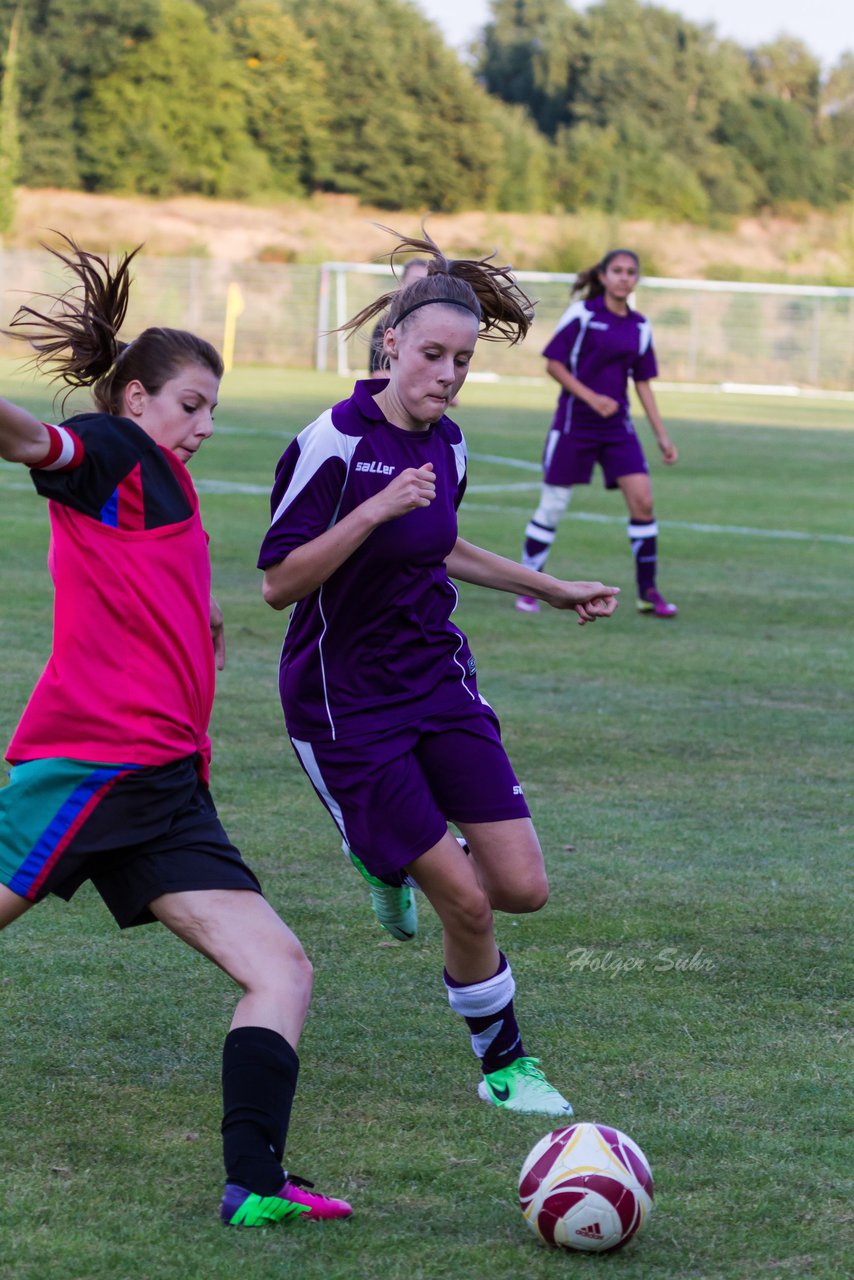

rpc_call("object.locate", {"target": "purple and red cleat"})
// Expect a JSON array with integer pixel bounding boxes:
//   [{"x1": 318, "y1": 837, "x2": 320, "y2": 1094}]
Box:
[
  {"x1": 220, "y1": 1175, "x2": 352, "y2": 1227},
  {"x1": 637, "y1": 588, "x2": 678, "y2": 618},
  {"x1": 515, "y1": 595, "x2": 541, "y2": 614}
]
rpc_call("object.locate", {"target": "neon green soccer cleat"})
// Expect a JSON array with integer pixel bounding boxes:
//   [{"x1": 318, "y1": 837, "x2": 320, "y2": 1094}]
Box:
[
  {"x1": 347, "y1": 847, "x2": 418, "y2": 942},
  {"x1": 220, "y1": 1176, "x2": 352, "y2": 1226},
  {"x1": 477, "y1": 1056, "x2": 574, "y2": 1117}
]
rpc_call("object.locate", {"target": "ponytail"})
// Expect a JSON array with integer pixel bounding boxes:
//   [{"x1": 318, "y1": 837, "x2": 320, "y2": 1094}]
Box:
[
  {"x1": 341, "y1": 226, "x2": 535, "y2": 347},
  {"x1": 9, "y1": 235, "x2": 223, "y2": 413}
]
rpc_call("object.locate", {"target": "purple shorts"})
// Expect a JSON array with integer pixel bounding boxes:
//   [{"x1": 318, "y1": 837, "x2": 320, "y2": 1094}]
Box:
[
  {"x1": 290, "y1": 700, "x2": 530, "y2": 881},
  {"x1": 543, "y1": 422, "x2": 648, "y2": 490}
]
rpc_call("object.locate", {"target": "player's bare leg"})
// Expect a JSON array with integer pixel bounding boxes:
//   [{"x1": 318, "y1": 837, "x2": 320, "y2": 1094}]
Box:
[
  {"x1": 618, "y1": 471, "x2": 677, "y2": 617},
  {"x1": 150, "y1": 888, "x2": 351, "y2": 1225},
  {"x1": 410, "y1": 832, "x2": 572, "y2": 1117},
  {"x1": 0, "y1": 883, "x2": 32, "y2": 929}
]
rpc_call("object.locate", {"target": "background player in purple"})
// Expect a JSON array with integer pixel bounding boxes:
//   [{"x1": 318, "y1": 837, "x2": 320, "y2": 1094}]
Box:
[
  {"x1": 259, "y1": 230, "x2": 619, "y2": 1118},
  {"x1": 517, "y1": 249, "x2": 679, "y2": 618},
  {"x1": 0, "y1": 239, "x2": 350, "y2": 1229}
]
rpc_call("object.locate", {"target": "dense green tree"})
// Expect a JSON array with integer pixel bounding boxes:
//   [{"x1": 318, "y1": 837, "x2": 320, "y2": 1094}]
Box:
[
  {"x1": 477, "y1": 0, "x2": 583, "y2": 138},
  {"x1": 281, "y1": 0, "x2": 505, "y2": 211},
  {"x1": 79, "y1": 0, "x2": 267, "y2": 197},
  {"x1": 822, "y1": 53, "x2": 854, "y2": 196},
  {"x1": 0, "y1": 0, "x2": 851, "y2": 219},
  {"x1": 226, "y1": 1, "x2": 330, "y2": 193},
  {"x1": 487, "y1": 100, "x2": 556, "y2": 212},
  {"x1": 0, "y1": 0, "x2": 159, "y2": 188},
  {"x1": 751, "y1": 36, "x2": 821, "y2": 114},
  {"x1": 715, "y1": 94, "x2": 835, "y2": 207},
  {"x1": 0, "y1": 3, "x2": 22, "y2": 232}
]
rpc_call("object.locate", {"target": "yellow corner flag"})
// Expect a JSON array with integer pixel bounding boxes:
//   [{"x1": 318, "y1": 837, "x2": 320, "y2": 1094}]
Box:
[{"x1": 223, "y1": 282, "x2": 245, "y2": 374}]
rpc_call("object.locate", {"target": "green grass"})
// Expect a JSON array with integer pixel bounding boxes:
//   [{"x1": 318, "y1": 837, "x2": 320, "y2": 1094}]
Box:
[{"x1": 1, "y1": 362, "x2": 852, "y2": 1279}]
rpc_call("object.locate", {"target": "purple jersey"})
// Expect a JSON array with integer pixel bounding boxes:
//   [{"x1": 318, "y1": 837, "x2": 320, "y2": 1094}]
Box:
[
  {"x1": 258, "y1": 379, "x2": 478, "y2": 742},
  {"x1": 542, "y1": 295, "x2": 657, "y2": 433}
]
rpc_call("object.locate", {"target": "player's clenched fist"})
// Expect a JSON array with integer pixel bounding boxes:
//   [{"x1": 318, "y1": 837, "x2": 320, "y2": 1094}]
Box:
[{"x1": 367, "y1": 462, "x2": 436, "y2": 522}]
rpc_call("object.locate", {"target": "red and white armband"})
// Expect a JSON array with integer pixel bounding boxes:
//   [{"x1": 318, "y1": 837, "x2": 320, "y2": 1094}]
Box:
[{"x1": 33, "y1": 424, "x2": 84, "y2": 471}]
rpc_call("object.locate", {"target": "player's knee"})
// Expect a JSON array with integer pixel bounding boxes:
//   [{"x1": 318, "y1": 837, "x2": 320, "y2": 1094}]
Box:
[
  {"x1": 246, "y1": 931, "x2": 313, "y2": 1004},
  {"x1": 445, "y1": 884, "x2": 494, "y2": 940},
  {"x1": 492, "y1": 875, "x2": 549, "y2": 914},
  {"x1": 534, "y1": 484, "x2": 572, "y2": 528}
]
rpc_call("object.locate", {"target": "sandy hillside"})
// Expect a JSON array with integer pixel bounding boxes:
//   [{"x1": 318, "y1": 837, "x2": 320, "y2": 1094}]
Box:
[{"x1": 6, "y1": 188, "x2": 853, "y2": 283}]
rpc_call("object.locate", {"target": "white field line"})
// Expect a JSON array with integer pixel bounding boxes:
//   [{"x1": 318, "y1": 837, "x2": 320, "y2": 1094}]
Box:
[{"x1": 3, "y1": 455, "x2": 851, "y2": 546}]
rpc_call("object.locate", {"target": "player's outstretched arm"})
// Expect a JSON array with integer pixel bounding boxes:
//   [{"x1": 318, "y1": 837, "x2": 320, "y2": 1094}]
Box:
[
  {"x1": 446, "y1": 538, "x2": 619, "y2": 625},
  {"x1": 0, "y1": 398, "x2": 52, "y2": 465}
]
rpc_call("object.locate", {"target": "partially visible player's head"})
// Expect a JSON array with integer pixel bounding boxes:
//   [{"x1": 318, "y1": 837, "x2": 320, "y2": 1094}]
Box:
[
  {"x1": 573, "y1": 249, "x2": 640, "y2": 302},
  {"x1": 399, "y1": 259, "x2": 429, "y2": 288},
  {"x1": 9, "y1": 237, "x2": 224, "y2": 442}
]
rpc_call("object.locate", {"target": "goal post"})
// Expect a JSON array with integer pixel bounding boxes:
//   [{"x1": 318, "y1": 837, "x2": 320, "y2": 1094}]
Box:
[{"x1": 316, "y1": 262, "x2": 854, "y2": 392}]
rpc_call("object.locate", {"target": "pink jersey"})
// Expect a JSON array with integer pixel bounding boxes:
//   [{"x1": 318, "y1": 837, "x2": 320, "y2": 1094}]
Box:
[{"x1": 7, "y1": 418, "x2": 215, "y2": 782}]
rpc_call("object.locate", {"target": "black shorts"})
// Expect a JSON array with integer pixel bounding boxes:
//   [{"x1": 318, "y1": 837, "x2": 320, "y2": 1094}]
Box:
[{"x1": 0, "y1": 755, "x2": 263, "y2": 928}]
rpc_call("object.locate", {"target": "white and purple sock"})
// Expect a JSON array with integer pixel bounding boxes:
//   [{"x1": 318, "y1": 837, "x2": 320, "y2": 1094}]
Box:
[{"x1": 444, "y1": 952, "x2": 524, "y2": 1075}]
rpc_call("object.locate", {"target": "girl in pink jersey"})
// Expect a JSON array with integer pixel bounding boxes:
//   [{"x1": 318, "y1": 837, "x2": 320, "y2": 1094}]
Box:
[
  {"x1": 518, "y1": 249, "x2": 679, "y2": 617},
  {"x1": 260, "y1": 230, "x2": 619, "y2": 1119},
  {"x1": 0, "y1": 238, "x2": 350, "y2": 1228}
]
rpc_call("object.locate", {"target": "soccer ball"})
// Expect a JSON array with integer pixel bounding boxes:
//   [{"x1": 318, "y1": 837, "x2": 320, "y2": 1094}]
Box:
[{"x1": 519, "y1": 1122, "x2": 654, "y2": 1252}]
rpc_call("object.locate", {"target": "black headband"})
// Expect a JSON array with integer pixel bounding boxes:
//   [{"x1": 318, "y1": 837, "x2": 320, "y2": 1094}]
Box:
[{"x1": 393, "y1": 297, "x2": 480, "y2": 327}]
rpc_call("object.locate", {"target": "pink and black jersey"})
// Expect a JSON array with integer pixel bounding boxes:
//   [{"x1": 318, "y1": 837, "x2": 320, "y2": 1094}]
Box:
[
  {"x1": 258, "y1": 379, "x2": 477, "y2": 742},
  {"x1": 543, "y1": 295, "x2": 658, "y2": 433},
  {"x1": 7, "y1": 413, "x2": 216, "y2": 780}
]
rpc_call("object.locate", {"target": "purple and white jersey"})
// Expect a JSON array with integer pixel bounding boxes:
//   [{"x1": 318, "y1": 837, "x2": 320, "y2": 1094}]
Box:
[
  {"x1": 258, "y1": 379, "x2": 478, "y2": 742},
  {"x1": 543, "y1": 294, "x2": 658, "y2": 433}
]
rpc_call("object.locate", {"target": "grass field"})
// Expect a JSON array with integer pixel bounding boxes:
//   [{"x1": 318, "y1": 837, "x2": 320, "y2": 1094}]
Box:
[{"x1": 1, "y1": 363, "x2": 851, "y2": 1280}]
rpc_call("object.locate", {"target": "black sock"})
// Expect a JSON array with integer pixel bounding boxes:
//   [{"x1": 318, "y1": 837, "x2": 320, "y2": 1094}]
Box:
[{"x1": 221, "y1": 1026, "x2": 299, "y2": 1195}]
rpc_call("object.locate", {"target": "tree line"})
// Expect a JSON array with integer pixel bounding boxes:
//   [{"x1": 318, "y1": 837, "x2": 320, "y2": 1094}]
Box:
[{"x1": 0, "y1": 0, "x2": 852, "y2": 221}]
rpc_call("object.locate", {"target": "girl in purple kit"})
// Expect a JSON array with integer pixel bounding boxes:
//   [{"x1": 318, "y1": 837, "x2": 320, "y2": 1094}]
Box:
[
  {"x1": 259, "y1": 231, "x2": 619, "y2": 1117},
  {"x1": 517, "y1": 249, "x2": 679, "y2": 617}
]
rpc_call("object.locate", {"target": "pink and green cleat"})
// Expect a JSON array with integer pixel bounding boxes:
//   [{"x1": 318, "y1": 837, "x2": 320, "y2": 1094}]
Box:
[
  {"x1": 220, "y1": 1176, "x2": 353, "y2": 1226},
  {"x1": 637, "y1": 588, "x2": 678, "y2": 618}
]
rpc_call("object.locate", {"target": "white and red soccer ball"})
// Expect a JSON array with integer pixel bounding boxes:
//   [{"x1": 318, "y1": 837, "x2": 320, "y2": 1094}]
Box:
[{"x1": 519, "y1": 1122, "x2": 654, "y2": 1252}]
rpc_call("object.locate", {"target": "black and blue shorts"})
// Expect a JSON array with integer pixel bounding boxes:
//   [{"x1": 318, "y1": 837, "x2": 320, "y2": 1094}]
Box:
[{"x1": 0, "y1": 755, "x2": 262, "y2": 928}]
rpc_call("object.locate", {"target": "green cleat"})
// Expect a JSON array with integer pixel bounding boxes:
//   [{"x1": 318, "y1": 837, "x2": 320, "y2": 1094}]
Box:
[
  {"x1": 220, "y1": 1176, "x2": 352, "y2": 1226},
  {"x1": 346, "y1": 847, "x2": 417, "y2": 941},
  {"x1": 477, "y1": 1056, "x2": 574, "y2": 1117}
]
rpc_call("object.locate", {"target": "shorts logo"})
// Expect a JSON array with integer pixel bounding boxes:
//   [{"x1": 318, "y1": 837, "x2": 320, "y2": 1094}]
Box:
[
  {"x1": 355, "y1": 460, "x2": 395, "y2": 475},
  {"x1": 513, "y1": 784, "x2": 524, "y2": 796}
]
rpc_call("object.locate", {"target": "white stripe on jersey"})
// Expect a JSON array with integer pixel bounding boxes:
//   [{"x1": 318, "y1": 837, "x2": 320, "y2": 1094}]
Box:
[
  {"x1": 551, "y1": 299, "x2": 594, "y2": 378},
  {"x1": 446, "y1": 580, "x2": 476, "y2": 703},
  {"x1": 638, "y1": 317, "x2": 653, "y2": 356},
  {"x1": 450, "y1": 432, "x2": 467, "y2": 490},
  {"x1": 269, "y1": 409, "x2": 359, "y2": 528}
]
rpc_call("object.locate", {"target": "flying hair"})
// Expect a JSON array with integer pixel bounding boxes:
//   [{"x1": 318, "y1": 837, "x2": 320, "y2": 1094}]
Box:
[
  {"x1": 8, "y1": 234, "x2": 223, "y2": 413},
  {"x1": 340, "y1": 226, "x2": 535, "y2": 347}
]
